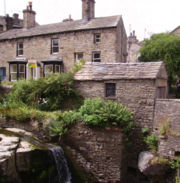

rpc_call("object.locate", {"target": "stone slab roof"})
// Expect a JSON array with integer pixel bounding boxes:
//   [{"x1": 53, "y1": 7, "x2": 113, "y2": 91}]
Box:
[
  {"x1": 0, "y1": 15, "x2": 121, "y2": 41},
  {"x1": 74, "y1": 62, "x2": 167, "y2": 81}
]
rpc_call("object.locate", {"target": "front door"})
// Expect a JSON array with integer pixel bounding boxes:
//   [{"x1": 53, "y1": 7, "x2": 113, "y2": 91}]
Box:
[{"x1": 0, "y1": 67, "x2": 6, "y2": 81}]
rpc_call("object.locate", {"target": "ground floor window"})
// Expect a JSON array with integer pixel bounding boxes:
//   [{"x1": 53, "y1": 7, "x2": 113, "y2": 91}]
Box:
[
  {"x1": 9, "y1": 63, "x2": 26, "y2": 81},
  {"x1": 0, "y1": 67, "x2": 6, "y2": 81},
  {"x1": 105, "y1": 83, "x2": 116, "y2": 97},
  {"x1": 75, "y1": 53, "x2": 83, "y2": 62},
  {"x1": 44, "y1": 64, "x2": 61, "y2": 77}
]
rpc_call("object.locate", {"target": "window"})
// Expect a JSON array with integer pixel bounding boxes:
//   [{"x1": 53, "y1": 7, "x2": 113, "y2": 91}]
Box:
[
  {"x1": 9, "y1": 64, "x2": 26, "y2": 81},
  {"x1": 51, "y1": 38, "x2": 59, "y2": 54},
  {"x1": 0, "y1": 67, "x2": 6, "y2": 81},
  {"x1": 44, "y1": 65, "x2": 53, "y2": 76},
  {"x1": 55, "y1": 65, "x2": 61, "y2": 73},
  {"x1": 75, "y1": 53, "x2": 83, "y2": 62},
  {"x1": 17, "y1": 42, "x2": 23, "y2": 56},
  {"x1": 94, "y1": 33, "x2": 101, "y2": 43},
  {"x1": 44, "y1": 64, "x2": 61, "y2": 77},
  {"x1": 105, "y1": 83, "x2": 116, "y2": 97},
  {"x1": 19, "y1": 64, "x2": 25, "y2": 79},
  {"x1": 92, "y1": 51, "x2": 101, "y2": 62}
]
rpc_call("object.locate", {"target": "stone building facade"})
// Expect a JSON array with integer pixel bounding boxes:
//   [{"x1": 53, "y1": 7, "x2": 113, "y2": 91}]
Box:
[
  {"x1": 74, "y1": 62, "x2": 168, "y2": 129},
  {"x1": 0, "y1": 0, "x2": 127, "y2": 81}
]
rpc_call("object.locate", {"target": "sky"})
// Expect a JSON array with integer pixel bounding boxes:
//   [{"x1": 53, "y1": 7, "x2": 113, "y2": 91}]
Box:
[{"x1": 0, "y1": 0, "x2": 179, "y2": 41}]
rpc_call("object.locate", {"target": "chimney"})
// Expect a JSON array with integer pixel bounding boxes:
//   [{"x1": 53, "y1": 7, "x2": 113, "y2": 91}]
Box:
[
  {"x1": 5, "y1": 14, "x2": 14, "y2": 30},
  {"x1": 13, "y1": 13, "x2": 19, "y2": 25},
  {"x1": 82, "y1": 0, "x2": 95, "y2": 21},
  {"x1": 23, "y1": 2, "x2": 36, "y2": 28}
]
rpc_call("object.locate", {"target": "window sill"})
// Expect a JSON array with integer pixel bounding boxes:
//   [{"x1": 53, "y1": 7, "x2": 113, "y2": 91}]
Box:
[{"x1": 105, "y1": 96, "x2": 117, "y2": 100}]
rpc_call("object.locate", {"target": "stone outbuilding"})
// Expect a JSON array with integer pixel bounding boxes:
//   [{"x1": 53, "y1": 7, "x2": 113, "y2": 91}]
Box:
[{"x1": 74, "y1": 61, "x2": 168, "y2": 129}]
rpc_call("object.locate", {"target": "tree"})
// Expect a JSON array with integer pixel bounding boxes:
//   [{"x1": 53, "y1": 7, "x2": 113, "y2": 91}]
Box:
[{"x1": 139, "y1": 33, "x2": 180, "y2": 90}]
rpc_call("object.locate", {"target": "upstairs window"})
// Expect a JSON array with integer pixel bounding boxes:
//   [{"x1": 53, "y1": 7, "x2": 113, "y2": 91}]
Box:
[
  {"x1": 105, "y1": 83, "x2": 116, "y2": 97},
  {"x1": 75, "y1": 53, "x2": 83, "y2": 62},
  {"x1": 17, "y1": 42, "x2": 23, "y2": 56},
  {"x1": 92, "y1": 51, "x2": 101, "y2": 62},
  {"x1": 94, "y1": 33, "x2": 101, "y2": 43},
  {"x1": 51, "y1": 38, "x2": 59, "y2": 54}
]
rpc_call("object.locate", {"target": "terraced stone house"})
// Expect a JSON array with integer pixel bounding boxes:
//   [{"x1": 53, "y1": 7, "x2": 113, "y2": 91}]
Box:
[{"x1": 0, "y1": 0, "x2": 127, "y2": 81}]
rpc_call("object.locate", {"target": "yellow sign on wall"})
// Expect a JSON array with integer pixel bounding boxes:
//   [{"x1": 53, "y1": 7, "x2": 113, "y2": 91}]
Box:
[{"x1": 28, "y1": 60, "x2": 36, "y2": 68}]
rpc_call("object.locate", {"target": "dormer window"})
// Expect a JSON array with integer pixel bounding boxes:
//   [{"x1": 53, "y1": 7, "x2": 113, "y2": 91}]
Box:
[
  {"x1": 17, "y1": 42, "x2": 23, "y2": 56},
  {"x1": 94, "y1": 33, "x2": 101, "y2": 44},
  {"x1": 51, "y1": 38, "x2": 59, "y2": 54}
]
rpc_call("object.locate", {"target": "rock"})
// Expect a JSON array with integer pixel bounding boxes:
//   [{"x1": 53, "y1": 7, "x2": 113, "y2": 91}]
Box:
[
  {"x1": 138, "y1": 151, "x2": 154, "y2": 173},
  {"x1": 138, "y1": 151, "x2": 170, "y2": 176}
]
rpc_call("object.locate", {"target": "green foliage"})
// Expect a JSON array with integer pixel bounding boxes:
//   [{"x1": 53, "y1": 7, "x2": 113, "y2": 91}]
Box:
[
  {"x1": 176, "y1": 176, "x2": 180, "y2": 183},
  {"x1": 169, "y1": 159, "x2": 180, "y2": 169},
  {"x1": 49, "y1": 110, "x2": 80, "y2": 136},
  {"x1": 139, "y1": 33, "x2": 180, "y2": 88},
  {"x1": 0, "y1": 102, "x2": 46, "y2": 122},
  {"x1": 6, "y1": 72, "x2": 81, "y2": 111},
  {"x1": 72, "y1": 58, "x2": 85, "y2": 73},
  {"x1": 142, "y1": 128, "x2": 158, "y2": 153},
  {"x1": 159, "y1": 120, "x2": 171, "y2": 136},
  {"x1": 79, "y1": 98, "x2": 134, "y2": 133}
]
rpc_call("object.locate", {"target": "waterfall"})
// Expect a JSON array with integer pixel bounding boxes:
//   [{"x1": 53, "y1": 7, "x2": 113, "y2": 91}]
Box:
[{"x1": 49, "y1": 146, "x2": 71, "y2": 183}]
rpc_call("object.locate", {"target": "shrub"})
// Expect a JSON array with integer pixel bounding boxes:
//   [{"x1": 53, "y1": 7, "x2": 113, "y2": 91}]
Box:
[
  {"x1": 0, "y1": 102, "x2": 45, "y2": 122},
  {"x1": 143, "y1": 134, "x2": 158, "y2": 153},
  {"x1": 49, "y1": 110, "x2": 80, "y2": 136},
  {"x1": 6, "y1": 72, "x2": 82, "y2": 111},
  {"x1": 79, "y1": 98, "x2": 134, "y2": 133}
]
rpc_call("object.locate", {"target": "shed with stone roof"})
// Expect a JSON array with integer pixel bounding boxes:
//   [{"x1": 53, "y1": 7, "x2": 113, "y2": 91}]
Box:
[{"x1": 74, "y1": 61, "x2": 168, "y2": 129}]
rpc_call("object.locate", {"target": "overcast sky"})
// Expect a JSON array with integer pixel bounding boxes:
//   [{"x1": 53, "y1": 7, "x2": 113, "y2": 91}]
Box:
[{"x1": 0, "y1": 0, "x2": 179, "y2": 40}]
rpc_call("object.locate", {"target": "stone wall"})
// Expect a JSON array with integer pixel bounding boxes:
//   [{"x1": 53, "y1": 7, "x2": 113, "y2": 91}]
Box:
[
  {"x1": 61, "y1": 122, "x2": 125, "y2": 183},
  {"x1": 0, "y1": 28, "x2": 122, "y2": 81},
  {"x1": 154, "y1": 99, "x2": 180, "y2": 158},
  {"x1": 75, "y1": 79, "x2": 157, "y2": 129}
]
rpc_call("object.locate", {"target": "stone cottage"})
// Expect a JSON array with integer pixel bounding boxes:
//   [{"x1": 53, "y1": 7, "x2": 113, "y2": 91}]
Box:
[
  {"x1": 0, "y1": 0, "x2": 127, "y2": 81},
  {"x1": 74, "y1": 61, "x2": 168, "y2": 129}
]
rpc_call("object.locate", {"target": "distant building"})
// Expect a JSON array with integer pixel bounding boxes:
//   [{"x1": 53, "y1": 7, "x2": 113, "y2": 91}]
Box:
[
  {"x1": 0, "y1": 0, "x2": 127, "y2": 82},
  {"x1": 171, "y1": 26, "x2": 180, "y2": 36},
  {"x1": 127, "y1": 30, "x2": 141, "y2": 62}
]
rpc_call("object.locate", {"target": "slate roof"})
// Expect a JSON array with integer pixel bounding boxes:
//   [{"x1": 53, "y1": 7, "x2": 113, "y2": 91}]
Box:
[
  {"x1": 0, "y1": 15, "x2": 121, "y2": 41},
  {"x1": 171, "y1": 26, "x2": 180, "y2": 35},
  {"x1": 74, "y1": 62, "x2": 167, "y2": 81}
]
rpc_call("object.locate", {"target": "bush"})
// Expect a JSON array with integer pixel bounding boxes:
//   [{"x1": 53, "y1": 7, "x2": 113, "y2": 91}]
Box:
[
  {"x1": 6, "y1": 72, "x2": 82, "y2": 111},
  {"x1": 49, "y1": 110, "x2": 80, "y2": 136},
  {"x1": 143, "y1": 134, "x2": 158, "y2": 153},
  {"x1": 79, "y1": 98, "x2": 134, "y2": 133},
  {"x1": 0, "y1": 102, "x2": 45, "y2": 122}
]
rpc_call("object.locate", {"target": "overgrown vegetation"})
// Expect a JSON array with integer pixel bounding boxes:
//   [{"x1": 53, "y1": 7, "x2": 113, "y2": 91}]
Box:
[
  {"x1": 0, "y1": 58, "x2": 134, "y2": 138},
  {"x1": 142, "y1": 128, "x2": 158, "y2": 153},
  {"x1": 5, "y1": 72, "x2": 82, "y2": 111},
  {"x1": 79, "y1": 98, "x2": 134, "y2": 133},
  {"x1": 49, "y1": 98, "x2": 134, "y2": 136}
]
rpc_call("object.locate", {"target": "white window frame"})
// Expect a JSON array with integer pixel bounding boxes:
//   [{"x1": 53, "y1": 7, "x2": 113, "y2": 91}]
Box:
[
  {"x1": 92, "y1": 51, "x2": 101, "y2": 62},
  {"x1": 55, "y1": 65, "x2": 61, "y2": 73},
  {"x1": 75, "y1": 53, "x2": 83, "y2": 62},
  {"x1": 51, "y1": 38, "x2": 59, "y2": 54},
  {"x1": 10, "y1": 64, "x2": 17, "y2": 81},
  {"x1": 19, "y1": 64, "x2": 25, "y2": 79},
  {"x1": 44, "y1": 65, "x2": 53, "y2": 76},
  {"x1": 17, "y1": 42, "x2": 23, "y2": 56},
  {"x1": 94, "y1": 33, "x2": 101, "y2": 44}
]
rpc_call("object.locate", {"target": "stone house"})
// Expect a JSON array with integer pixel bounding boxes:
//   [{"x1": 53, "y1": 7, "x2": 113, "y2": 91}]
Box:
[
  {"x1": 74, "y1": 61, "x2": 168, "y2": 129},
  {"x1": 0, "y1": 0, "x2": 127, "y2": 81}
]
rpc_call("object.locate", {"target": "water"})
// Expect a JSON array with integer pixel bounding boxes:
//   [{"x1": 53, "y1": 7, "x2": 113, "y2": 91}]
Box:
[{"x1": 49, "y1": 146, "x2": 71, "y2": 183}]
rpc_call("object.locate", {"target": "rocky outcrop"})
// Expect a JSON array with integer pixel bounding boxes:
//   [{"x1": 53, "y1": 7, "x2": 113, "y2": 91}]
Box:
[{"x1": 0, "y1": 128, "x2": 71, "y2": 183}]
